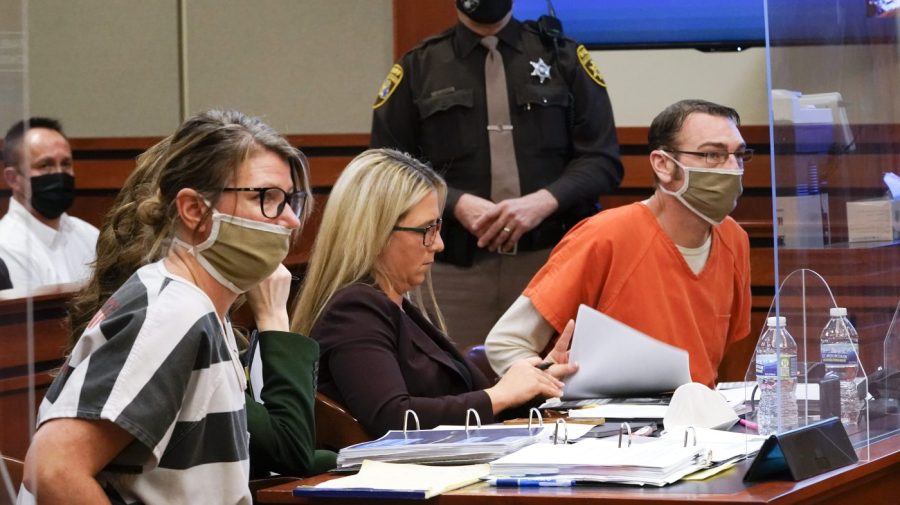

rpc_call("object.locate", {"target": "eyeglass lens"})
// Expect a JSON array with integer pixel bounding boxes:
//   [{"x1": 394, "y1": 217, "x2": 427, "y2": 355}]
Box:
[
  {"x1": 708, "y1": 150, "x2": 753, "y2": 164},
  {"x1": 424, "y1": 222, "x2": 442, "y2": 246},
  {"x1": 261, "y1": 188, "x2": 305, "y2": 219}
]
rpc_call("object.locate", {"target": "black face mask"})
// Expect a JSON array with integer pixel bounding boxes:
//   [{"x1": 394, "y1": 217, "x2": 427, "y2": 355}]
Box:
[
  {"x1": 30, "y1": 172, "x2": 75, "y2": 219},
  {"x1": 457, "y1": 0, "x2": 512, "y2": 24}
]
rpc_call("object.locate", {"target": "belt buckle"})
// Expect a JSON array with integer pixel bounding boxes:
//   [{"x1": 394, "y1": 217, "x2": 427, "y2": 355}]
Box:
[{"x1": 498, "y1": 242, "x2": 518, "y2": 256}]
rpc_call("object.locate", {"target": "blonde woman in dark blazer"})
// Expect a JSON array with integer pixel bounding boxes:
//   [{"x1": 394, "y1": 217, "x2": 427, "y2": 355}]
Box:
[{"x1": 291, "y1": 149, "x2": 577, "y2": 438}]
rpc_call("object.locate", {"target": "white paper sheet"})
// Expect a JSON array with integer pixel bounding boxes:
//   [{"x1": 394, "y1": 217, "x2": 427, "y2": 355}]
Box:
[
  {"x1": 563, "y1": 305, "x2": 691, "y2": 398},
  {"x1": 569, "y1": 404, "x2": 669, "y2": 419}
]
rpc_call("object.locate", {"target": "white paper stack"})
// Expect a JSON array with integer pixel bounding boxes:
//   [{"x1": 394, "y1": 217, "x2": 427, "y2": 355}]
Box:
[
  {"x1": 489, "y1": 437, "x2": 709, "y2": 487},
  {"x1": 659, "y1": 426, "x2": 766, "y2": 463}
]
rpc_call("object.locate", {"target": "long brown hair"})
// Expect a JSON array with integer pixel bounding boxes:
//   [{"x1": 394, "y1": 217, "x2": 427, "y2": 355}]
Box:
[{"x1": 67, "y1": 110, "x2": 312, "y2": 351}]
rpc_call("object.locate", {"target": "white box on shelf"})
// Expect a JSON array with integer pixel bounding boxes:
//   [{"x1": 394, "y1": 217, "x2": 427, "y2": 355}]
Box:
[
  {"x1": 776, "y1": 194, "x2": 831, "y2": 248},
  {"x1": 846, "y1": 199, "x2": 900, "y2": 243}
]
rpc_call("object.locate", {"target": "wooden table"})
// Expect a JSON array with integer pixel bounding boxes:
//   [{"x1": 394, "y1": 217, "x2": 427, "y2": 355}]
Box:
[{"x1": 257, "y1": 428, "x2": 900, "y2": 505}]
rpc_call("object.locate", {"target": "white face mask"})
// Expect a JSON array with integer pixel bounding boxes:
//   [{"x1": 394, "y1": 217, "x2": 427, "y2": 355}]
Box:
[
  {"x1": 174, "y1": 208, "x2": 292, "y2": 293},
  {"x1": 658, "y1": 152, "x2": 744, "y2": 225}
]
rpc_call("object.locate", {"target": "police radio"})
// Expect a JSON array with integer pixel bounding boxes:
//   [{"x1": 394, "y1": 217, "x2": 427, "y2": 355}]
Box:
[{"x1": 537, "y1": 0, "x2": 564, "y2": 49}]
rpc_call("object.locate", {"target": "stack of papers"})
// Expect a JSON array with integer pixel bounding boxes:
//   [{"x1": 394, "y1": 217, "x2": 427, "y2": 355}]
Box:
[
  {"x1": 336, "y1": 426, "x2": 543, "y2": 470},
  {"x1": 489, "y1": 437, "x2": 709, "y2": 487},
  {"x1": 659, "y1": 426, "x2": 766, "y2": 463},
  {"x1": 294, "y1": 460, "x2": 489, "y2": 499},
  {"x1": 564, "y1": 305, "x2": 691, "y2": 398}
]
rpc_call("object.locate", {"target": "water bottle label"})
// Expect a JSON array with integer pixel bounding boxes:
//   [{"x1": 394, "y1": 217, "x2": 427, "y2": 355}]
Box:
[
  {"x1": 778, "y1": 355, "x2": 797, "y2": 378},
  {"x1": 757, "y1": 354, "x2": 797, "y2": 378},
  {"x1": 756, "y1": 356, "x2": 777, "y2": 377},
  {"x1": 822, "y1": 344, "x2": 858, "y2": 365}
]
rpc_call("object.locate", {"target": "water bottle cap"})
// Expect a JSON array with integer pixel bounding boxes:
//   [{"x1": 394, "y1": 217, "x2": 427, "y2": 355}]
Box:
[
  {"x1": 767, "y1": 316, "x2": 787, "y2": 327},
  {"x1": 830, "y1": 307, "x2": 847, "y2": 317}
]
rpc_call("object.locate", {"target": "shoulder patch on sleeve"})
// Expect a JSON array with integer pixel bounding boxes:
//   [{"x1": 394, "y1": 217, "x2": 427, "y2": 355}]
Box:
[
  {"x1": 576, "y1": 45, "x2": 606, "y2": 88},
  {"x1": 373, "y1": 63, "x2": 404, "y2": 109}
]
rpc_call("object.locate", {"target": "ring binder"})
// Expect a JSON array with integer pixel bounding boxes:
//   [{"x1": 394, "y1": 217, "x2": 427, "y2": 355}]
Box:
[
  {"x1": 464, "y1": 408, "x2": 482, "y2": 434},
  {"x1": 618, "y1": 422, "x2": 632, "y2": 448},
  {"x1": 552, "y1": 419, "x2": 568, "y2": 445},
  {"x1": 684, "y1": 426, "x2": 697, "y2": 447},
  {"x1": 527, "y1": 408, "x2": 544, "y2": 431},
  {"x1": 403, "y1": 409, "x2": 420, "y2": 433}
]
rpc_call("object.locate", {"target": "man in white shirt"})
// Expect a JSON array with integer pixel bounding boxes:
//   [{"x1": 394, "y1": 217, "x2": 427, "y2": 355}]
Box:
[{"x1": 0, "y1": 117, "x2": 99, "y2": 290}]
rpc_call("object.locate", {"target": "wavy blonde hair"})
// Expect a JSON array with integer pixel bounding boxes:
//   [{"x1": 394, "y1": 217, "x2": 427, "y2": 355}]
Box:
[{"x1": 291, "y1": 148, "x2": 446, "y2": 336}]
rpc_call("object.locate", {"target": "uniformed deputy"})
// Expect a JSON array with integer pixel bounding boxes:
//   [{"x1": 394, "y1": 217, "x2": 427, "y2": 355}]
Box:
[{"x1": 370, "y1": 0, "x2": 623, "y2": 350}]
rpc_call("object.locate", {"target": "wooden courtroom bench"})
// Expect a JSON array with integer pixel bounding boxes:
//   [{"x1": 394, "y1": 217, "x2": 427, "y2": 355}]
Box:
[{"x1": 0, "y1": 283, "x2": 76, "y2": 461}]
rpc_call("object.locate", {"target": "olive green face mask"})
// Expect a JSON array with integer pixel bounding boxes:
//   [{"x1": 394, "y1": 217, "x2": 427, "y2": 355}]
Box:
[
  {"x1": 175, "y1": 209, "x2": 292, "y2": 293},
  {"x1": 659, "y1": 153, "x2": 744, "y2": 225}
]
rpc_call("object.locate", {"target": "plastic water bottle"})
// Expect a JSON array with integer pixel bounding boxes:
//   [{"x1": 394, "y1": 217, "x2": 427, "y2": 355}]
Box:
[
  {"x1": 756, "y1": 316, "x2": 799, "y2": 436},
  {"x1": 820, "y1": 307, "x2": 861, "y2": 425}
]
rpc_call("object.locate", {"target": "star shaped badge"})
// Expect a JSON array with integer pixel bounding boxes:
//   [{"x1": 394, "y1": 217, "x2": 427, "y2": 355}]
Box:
[{"x1": 529, "y1": 58, "x2": 551, "y2": 84}]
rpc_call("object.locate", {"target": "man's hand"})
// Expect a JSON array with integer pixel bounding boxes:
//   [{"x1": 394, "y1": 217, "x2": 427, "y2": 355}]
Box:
[
  {"x1": 544, "y1": 319, "x2": 578, "y2": 380},
  {"x1": 473, "y1": 189, "x2": 559, "y2": 252},
  {"x1": 453, "y1": 193, "x2": 498, "y2": 235}
]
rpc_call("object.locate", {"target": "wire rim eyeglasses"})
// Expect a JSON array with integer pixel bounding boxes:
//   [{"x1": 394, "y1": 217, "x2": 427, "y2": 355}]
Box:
[{"x1": 664, "y1": 148, "x2": 754, "y2": 166}]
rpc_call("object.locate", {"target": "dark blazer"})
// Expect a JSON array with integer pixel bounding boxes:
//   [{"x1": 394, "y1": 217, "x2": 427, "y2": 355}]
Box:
[
  {"x1": 0, "y1": 256, "x2": 11, "y2": 290},
  {"x1": 311, "y1": 283, "x2": 494, "y2": 437}
]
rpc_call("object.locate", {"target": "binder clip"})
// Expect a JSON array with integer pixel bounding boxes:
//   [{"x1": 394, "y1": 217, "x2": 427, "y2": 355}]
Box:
[
  {"x1": 402, "y1": 409, "x2": 420, "y2": 435},
  {"x1": 618, "y1": 422, "x2": 632, "y2": 448},
  {"x1": 527, "y1": 407, "x2": 544, "y2": 432},
  {"x1": 552, "y1": 418, "x2": 568, "y2": 445},
  {"x1": 464, "y1": 408, "x2": 482, "y2": 434},
  {"x1": 683, "y1": 426, "x2": 697, "y2": 447}
]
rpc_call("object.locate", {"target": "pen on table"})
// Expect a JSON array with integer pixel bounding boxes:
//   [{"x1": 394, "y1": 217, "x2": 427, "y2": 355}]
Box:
[
  {"x1": 488, "y1": 477, "x2": 576, "y2": 487},
  {"x1": 535, "y1": 361, "x2": 553, "y2": 371},
  {"x1": 739, "y1": 418, "x2": 759, "y2": 432}
]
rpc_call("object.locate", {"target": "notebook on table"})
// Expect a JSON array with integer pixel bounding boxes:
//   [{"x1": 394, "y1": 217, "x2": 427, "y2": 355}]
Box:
[{"x1": 294, "y1": 460, "x2": 490, "y2": 499}]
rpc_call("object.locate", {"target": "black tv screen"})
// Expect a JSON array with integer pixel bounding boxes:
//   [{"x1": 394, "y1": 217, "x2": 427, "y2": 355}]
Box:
[{"x1": 512, "y1": 0, "x2": 897, "y2": 51}]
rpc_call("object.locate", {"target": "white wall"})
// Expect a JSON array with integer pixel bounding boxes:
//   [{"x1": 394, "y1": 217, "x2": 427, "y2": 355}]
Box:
[
  {"x1": 184, "y1": 0, "x2": 392, "y2": 134},
  {"x1": 28, "y1": 0, "x2": 181, "y2": 137},
  {"x1": 769, "y1": 44, "x2": 900, "y2": 125},
  {"x1": 23, "y1": 2, "x2": 896, "y2": 137},
  {"x1": 27, "y1": 0, "x2": 392, "y2": 137},
  {"x1": 592, "y1": 47, "x2": 768, "y2": 126}
]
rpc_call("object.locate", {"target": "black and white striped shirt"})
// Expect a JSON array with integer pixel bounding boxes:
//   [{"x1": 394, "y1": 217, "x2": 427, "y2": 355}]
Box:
[{"x1": 20, "y1": 261, "x2": 251, "y2": 504}]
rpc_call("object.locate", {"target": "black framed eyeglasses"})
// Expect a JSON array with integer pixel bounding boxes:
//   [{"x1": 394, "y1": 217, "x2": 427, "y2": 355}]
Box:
[
  {"x1": 665, "y1": 148, "x2": 754, "y2": 166},
  {"x1": 392, "y1": 219, "x2": 442, "y2": 247},
  {"x1": 221, "y1": 187, "x2": 307, "y2": 219}
]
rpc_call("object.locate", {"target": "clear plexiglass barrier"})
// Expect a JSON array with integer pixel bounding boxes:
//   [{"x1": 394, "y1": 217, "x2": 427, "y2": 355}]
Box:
[
  {"x1": 744, "y1": 0, "x2": 900, "y2": 459},
  {"x1": 1, "y1": 0, "x2": 30, "y2": 502},
  {"x1": 742, "y1": 269, "x2": 871, "y2": 460}
]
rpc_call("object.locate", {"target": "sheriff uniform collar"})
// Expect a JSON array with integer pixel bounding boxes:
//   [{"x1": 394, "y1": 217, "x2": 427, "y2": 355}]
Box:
[{"x1": 454, "y1": 17, "x2": 524, "y2": 58}]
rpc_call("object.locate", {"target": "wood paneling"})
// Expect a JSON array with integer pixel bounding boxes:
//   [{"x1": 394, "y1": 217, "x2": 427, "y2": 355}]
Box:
[
  {"x1": 0, "y1": 284, "x2": 74, "y2": 460},
  {"x1": 392, "y1": 0, "x2": 456, "y2": 60}
]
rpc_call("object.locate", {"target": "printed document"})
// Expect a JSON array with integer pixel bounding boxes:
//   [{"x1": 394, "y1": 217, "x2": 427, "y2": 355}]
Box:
[{"x1": 563, "y1": 305, "x2": 691, "y2": 398}]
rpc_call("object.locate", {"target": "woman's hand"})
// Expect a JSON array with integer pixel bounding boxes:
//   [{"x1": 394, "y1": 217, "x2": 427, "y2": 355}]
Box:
[
  {"x1": 246, "y1": 264, "x2": 292, "y2": 332},
  {"x1": 485, "y1": 356, "x2": 567, "y2": 414},
  {"x1": 544, "y1": 319, "x2": 579, "y2": 379}
]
